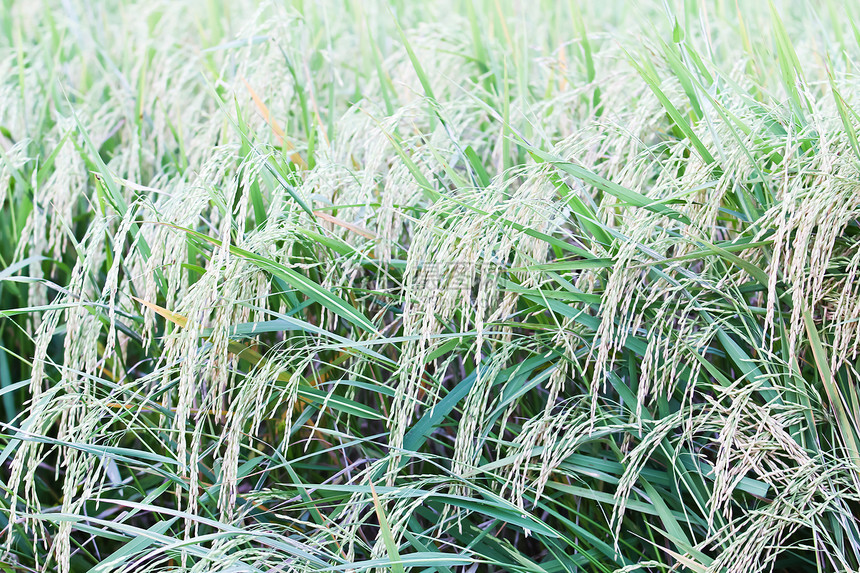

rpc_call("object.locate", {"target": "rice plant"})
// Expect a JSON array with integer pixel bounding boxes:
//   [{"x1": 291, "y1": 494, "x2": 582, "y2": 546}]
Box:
[{"x1": 2, "y1": 0, "x2": 860, "y2": 571}]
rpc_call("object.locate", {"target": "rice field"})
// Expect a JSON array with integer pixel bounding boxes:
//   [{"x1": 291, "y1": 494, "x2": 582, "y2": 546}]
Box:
[{"x1": 2, "y1": 0, "x2": 860, "y2": 571}]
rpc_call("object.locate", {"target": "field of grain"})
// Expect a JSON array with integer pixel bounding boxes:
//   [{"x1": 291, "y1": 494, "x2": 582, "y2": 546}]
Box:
[{"x1": 2, "y1": 1, "x2": 860, "y2": 571}]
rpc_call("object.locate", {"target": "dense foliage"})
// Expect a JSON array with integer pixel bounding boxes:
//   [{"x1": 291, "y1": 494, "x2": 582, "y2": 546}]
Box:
[{"x1": 2, "y1": 1, "x2": 860, "y2": 571}]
